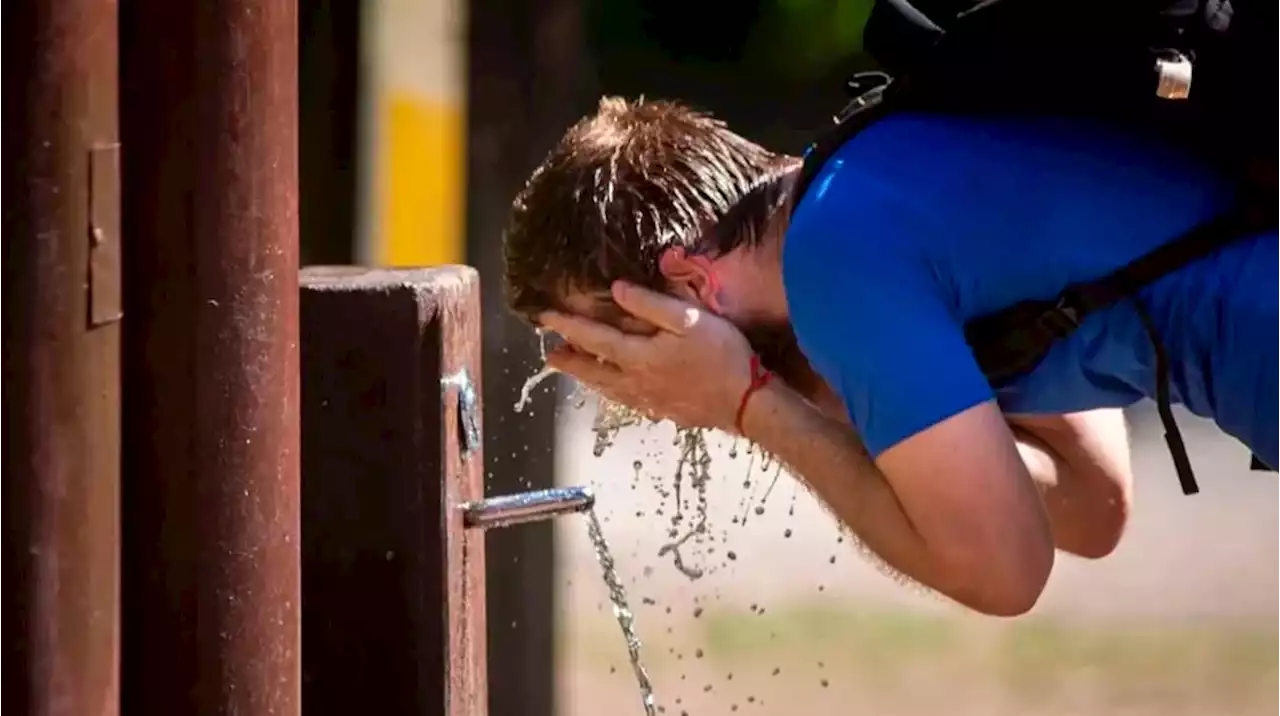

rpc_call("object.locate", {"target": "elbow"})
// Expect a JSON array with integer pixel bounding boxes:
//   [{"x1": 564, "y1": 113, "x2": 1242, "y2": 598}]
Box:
[
  {"x1": 966, "y1": 567, "x2": 1051, "y2": 617},
  {"x1": 1062, "y1": 524, "x2": 1124, "y2": 560},
  {"x1": 942, "y1": 538, "x2": 1055, "y2": 618},
  {"x1": 1058, "y1": 469, "x2": 1133, "y2": 560},
  {"x1": 967, "y1": 578, "x2": 1047, "y2": 617},
  {"x1": 1084, "y1": 473, "x2": 1133, "y2": 559},
  {"x1": 963, "y1": 562, "x2": 1052, "y2": 617}
]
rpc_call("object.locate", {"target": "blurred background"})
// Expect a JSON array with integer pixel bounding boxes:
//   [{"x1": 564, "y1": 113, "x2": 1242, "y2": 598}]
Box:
[{"x1": 297, "y1": 1, "x2": 1277, "y2": 714}]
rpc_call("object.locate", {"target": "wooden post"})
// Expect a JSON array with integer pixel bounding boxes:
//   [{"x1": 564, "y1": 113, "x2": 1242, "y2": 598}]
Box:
[{"x1": 299, "y1": 266, "x2": 487, "y2": 716}]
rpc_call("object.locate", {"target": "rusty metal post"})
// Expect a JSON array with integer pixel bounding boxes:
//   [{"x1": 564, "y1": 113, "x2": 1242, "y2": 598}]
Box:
[
  {"x1": 299, "y1": 267, "x2": 487, "y2": 716},
  {"x1": 2, "y1": 1, "x2": 121, "y2": 715},
  {"x1": 119, "y1": 1, "x2": 300, "y2": 714}
]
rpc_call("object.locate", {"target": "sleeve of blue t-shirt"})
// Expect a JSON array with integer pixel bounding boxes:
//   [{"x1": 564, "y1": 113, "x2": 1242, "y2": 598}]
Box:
[{"x1": 783, "y1": 196, "x2": 996, "y2": 458}]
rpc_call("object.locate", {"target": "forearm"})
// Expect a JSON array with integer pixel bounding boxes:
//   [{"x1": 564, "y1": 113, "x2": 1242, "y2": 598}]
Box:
[
  {"x1": 1013, "y1": 435, "x2": 1103, "y2": 557},
  {"x1": 740, "y1": 381, "x2": 1024, "y2": 614},
  {"x1": 795, "y1": 376, "x2": 1128, "y2": 559},
  {"x1": 1010, "y1": 412, "x2": 1132, "y2": 558}
]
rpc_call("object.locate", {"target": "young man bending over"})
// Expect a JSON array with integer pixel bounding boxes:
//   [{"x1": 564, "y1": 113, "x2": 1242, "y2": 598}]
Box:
[{"x1": 504, "y1": 98, "x2": 1278, "y2": 616}]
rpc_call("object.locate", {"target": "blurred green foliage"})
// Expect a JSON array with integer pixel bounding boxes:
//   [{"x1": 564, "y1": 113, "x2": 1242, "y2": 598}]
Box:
[
  {"x1": 592, "y1": 0, "x2": 875, "y2": 81},
  {"x1": 747, "y1": 0, "x2": 874, "y2": 79}
]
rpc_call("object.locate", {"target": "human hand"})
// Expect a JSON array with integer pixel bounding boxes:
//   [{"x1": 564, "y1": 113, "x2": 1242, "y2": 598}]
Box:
[{"x1": 539, "y1": 281, "x2": 755, "y2": 433}]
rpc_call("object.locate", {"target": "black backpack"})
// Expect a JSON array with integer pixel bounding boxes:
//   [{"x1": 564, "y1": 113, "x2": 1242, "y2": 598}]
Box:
[{"x1": 793, "y1": 0, "x2": 1277, "y2": 493}]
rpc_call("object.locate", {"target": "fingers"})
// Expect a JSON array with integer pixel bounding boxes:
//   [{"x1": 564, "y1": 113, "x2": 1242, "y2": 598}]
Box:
[
  {"x1": 610, "y1": 281, "x2": 701, "y2": 335},
  {"x1": 545, "y1": 345, "x2": 621, "y2": 387},
  {"x1": 539, "y1": 311, "x2": 638, "y2": 364}
]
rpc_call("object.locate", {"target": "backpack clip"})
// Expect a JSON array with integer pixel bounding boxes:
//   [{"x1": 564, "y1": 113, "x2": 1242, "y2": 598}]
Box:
[
  {"x1": 835, "y1": 72, "x2": 894, "y2": 124},
  {"x1": 1035, "y1": 295, "x2": 1082, "y2": 337},
  {"x1": 965, "y1": 289, "x2": 1089, "y2": 386},
  {"x1": 1154, "y1": 50, "x2": 1193, "y2": 100}
]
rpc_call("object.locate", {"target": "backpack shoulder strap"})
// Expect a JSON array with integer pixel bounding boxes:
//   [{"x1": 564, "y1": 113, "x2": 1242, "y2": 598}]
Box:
[
  {"x1": 965, "y1": 209, "x2": 1260, "y2": 496},
  {"x1": 965, "y1": 210, "x2": 1256, "y2": 385},
  {"x1": 791, "y1": 72, "x2": 905, "y2": 214}
]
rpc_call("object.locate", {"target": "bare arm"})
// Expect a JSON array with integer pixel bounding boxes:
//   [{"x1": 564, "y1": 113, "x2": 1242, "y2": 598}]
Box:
[
  {"x1": 1009, "y1": 410, "x2": 1133, "y2": 558},
  {"x1": 741, "y1": 380, "x2": 1054, "y2": 616},
  {"x1": 800, "y1": 379, "x2": 1133, "y2": 559}
]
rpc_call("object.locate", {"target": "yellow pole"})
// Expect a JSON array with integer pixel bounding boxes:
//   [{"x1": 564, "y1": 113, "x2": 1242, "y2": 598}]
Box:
[{"x1": 362, "y1": 0, "x2": 466, "y2": 266}]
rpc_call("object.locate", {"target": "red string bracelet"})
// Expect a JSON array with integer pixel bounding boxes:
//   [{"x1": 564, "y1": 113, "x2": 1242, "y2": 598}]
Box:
[{"x1": 733, "y1": 354, "x2": 774, "y2": 436}]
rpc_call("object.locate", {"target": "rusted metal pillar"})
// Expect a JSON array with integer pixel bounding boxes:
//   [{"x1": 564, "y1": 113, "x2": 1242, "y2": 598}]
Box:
[
  {"x1": 119, "y1": 2, "x2": 300, "y2": 714},
  {"x1": 299, "y1": 267, "x2": 487, "y2": 715},
  {"x1": 2, "y1": 1, "x2": 122, "y2": 715}
]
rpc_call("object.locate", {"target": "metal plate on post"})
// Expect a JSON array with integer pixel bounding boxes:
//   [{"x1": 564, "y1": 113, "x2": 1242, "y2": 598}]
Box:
[
  {"x1": 89, "y1": 143, "x2": 123, "y2": 326},
  {"x1": 300, "y1": 266, "x2": 487, "y2": 716},
  {"x1": 442, "y1": 366, "x2": 481, "y2": 459}
]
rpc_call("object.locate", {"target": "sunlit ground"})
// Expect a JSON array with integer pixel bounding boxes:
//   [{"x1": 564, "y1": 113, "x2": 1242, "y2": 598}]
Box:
[
  {"x1": 560, "y1": 601, "x2": 1275, "y2": 716},
  {"x1": 540, "y1": 381, "x2": 1278, "y2": 716}
]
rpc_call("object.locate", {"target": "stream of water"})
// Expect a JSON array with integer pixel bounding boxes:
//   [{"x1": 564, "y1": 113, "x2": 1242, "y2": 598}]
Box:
[{"x1": 584, "y1": 508, "x2": 658, "y2": 716}]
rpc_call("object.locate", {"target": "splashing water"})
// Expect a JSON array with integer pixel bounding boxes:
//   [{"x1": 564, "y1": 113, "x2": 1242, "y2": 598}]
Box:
[
  {"x1": 585, "y1": 508, "x2": 658, "y2": 716},
  {"x1": 514, "y1": 330, "x2": 558, "y2": 414},
  {"x1": 514, "y1": 365, "x2": 558, "y2": 413},
  {"x1": 591, "y1": 398, "x2": 646, "y2": 457},
  {"x1": 657, "y1": 429, "x2": 715, "y2": 579},
  {"x1": 514, "y1": 337, "x2": 929, "y2": 594},
  {"x1": 583, "y1": 388, "x2": 927, "y2": 590}
]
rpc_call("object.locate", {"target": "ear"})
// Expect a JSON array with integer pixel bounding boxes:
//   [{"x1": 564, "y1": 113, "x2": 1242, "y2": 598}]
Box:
[{"x1": 658, "y1": 247, "x2": 723, "y2": 312}]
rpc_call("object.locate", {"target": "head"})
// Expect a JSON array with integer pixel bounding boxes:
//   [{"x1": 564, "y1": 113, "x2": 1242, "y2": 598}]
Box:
[{"x1": 504, "y1": 97, "x2": 805, "y2": 374}]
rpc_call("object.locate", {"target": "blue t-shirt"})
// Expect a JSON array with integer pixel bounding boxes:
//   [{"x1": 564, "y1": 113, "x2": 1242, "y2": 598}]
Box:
[{"x1": 784, "y1": 113, "x2": 1278, "y2": 466}]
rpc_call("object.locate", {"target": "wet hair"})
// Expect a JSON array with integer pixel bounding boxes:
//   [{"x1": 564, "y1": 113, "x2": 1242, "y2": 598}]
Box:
[
  {"x1": 502, "y1": 96, "x2": 797, "y2": 321},
  {"x1": 704, "y1": 160, "x2": 799, "y2": 256}
]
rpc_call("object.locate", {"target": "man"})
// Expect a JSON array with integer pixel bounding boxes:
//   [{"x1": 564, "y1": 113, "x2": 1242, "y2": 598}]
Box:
[{"x1": 504, "y1": 97, "x2": 1277, "y2": 616}]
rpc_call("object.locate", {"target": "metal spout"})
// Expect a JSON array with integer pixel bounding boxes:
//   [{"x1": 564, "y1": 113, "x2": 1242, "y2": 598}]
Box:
[{"x1": 462, "y1": 485, "x2": 595, "y2": 530}]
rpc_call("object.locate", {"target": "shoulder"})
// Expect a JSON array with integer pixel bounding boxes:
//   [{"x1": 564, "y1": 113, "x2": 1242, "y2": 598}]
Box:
[
  {"x1": 783, "y1": 118, "x2": 955, "y2": 287},
  {"x1": 787, "y1": 113, "x2": 1010, "y2": 250}
]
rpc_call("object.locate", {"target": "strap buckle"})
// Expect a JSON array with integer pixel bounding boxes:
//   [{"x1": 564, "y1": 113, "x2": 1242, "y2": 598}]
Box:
[
  {"x1": 1033, "y1": 295, "x2": 1082, "y2": 339},
  {"x1": 966, "y1": 292, "x2": 1086, "y2": 386}
]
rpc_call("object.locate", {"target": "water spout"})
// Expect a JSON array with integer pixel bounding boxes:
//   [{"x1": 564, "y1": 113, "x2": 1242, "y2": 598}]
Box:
[{"x1": 461, "y1": 485, "x2": 595, "y2": 530}]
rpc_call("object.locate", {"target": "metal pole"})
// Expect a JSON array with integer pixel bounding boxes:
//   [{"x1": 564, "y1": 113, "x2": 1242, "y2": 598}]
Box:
[
  {"x1": 2, "y1": 1, "x2": 122, "y2": 715},
  {"x1": 119, "y1": 2, "x2": 300, "y2": 714},
  {"x1": 191, "y1": 3, "x2": 301, "y2": 712}
]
